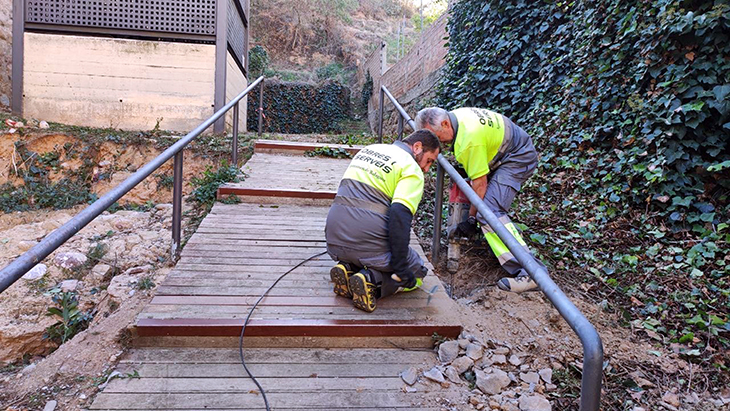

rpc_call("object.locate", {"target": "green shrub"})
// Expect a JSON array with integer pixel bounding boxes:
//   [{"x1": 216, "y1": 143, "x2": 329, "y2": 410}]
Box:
[
  {"x1": 45, "y1": 291, "x2": 94, "y2": 344},
  {"x1": 189, "y1": 161, "x2": 241, "y2": 206}
]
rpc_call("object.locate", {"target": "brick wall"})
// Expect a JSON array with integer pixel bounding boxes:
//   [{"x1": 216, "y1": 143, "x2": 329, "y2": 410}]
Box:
[{"x1": 357, "y1": 13, "x2": 449, "y2": 134}]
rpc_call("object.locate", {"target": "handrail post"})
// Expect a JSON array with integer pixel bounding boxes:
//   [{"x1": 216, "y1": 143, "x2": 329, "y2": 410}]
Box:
[
  {"x1": 431, "y1": 162, "x2": 444, "y2": 266},
  {"x1": 258, "y1": 79, "x2": 264, "y2": 137},
  {"x1": 232, "y1": 102, "x2": 239, "y2": 166},
  {"x1": 171, "y1": 151, "x2": 184, "y2": 259},
  {"x1": 378, "y1": 87, "x2": 385, "y2": 143},
  {"x1": 397, "y1": 115, "x2": 404, "y2": 140}
]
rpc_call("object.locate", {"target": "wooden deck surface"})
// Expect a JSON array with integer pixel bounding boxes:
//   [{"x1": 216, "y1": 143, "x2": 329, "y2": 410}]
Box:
[{"x1": 91, "y1": 140, "x2": 462, "y2": 410}]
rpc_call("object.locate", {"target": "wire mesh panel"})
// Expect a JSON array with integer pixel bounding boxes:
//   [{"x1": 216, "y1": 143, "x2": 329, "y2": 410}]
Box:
[
  {"x1": 227, "y1": 0, "x2": 246, "y2": 69},
  {"x1": 25, "y1": 0, "x2": 217, "y2": 36}
]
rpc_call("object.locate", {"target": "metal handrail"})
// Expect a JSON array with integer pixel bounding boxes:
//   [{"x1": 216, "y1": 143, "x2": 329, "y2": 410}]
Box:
[
  {"x1": 0, "y1": 76, "x2": 265, "y2": 294},
  {"x1": 378, "y1": 84, "x2": 603, "y2": 411}
]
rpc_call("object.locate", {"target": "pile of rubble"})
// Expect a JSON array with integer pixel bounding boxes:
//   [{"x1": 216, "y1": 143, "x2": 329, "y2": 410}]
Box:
[{"x1": 402, "y1": 332, "x2": 555, "y2": 411}]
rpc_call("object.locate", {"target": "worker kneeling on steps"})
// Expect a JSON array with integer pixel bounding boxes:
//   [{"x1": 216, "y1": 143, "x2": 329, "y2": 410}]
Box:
[{"x1": 325, "y1": 130, "x2": 441, "y2": 312}]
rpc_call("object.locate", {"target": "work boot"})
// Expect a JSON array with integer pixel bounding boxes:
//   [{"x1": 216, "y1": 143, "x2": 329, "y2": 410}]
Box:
[
  {"x1": 349, "y1": 270, "x2": 377, "y2": 313},
  {"x1": 330, "y1": 262, "x2": 355, "y2": 298},
  {"x1": 497, "y1": 275, "x2": 539, "y2": 293}
]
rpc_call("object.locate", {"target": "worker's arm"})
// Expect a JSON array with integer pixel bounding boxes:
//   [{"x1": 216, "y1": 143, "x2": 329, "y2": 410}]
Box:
[
  {"x1": 468, "y1": 175, "x2": 488, "y2": 217},
  {"x1": 388, "y1": 203, "x2": 416, "y2": 288}
]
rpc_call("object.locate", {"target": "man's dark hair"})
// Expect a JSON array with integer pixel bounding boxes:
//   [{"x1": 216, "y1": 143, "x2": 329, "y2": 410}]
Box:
[{"x1": 403, "y1": 129, "x2": 441, "y2": 152}]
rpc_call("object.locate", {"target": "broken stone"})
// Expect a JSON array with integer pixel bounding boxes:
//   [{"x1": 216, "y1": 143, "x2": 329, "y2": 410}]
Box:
[
  {"x1": 400, "y1": 367, "x2": 418, "y2": 386},
  {"x1": 518, "y1": 394, "x2": 551, "y2": 411},
  {"x1": 107, "y1": 275, "x2": 136, "y2": 300},
  {"x1": 423, "y1": 367, "x2": 445, "y2": 383},
  {"x1": 403, "y1": 385, "x2": 417, "y2": 393},
  {"x1": 438, "y1": 340, "x2": 460, "y2": 363},
  {"x1": 22, "y1": 264, "x2": 47, "y2": 281},
  {"x1": 661, "y1": 391, "x2": 680, "y2": 408},
  {"x1": 458, "y1": 338, "x2": 470, "y2": 349},
  {"x1": 123, "y1": 265, "x2": 151, "y2": 276},
  {"x1": 492, "y1": 354, "x2": 507, "y2": 364},
  {"x1": 493, "y1": 347, "x2": 510, "y2": 355},
  {"x1": 60, "y1": 279, "x2": 79, "y2": 292},
  {"x1": 476, "y1": 369, "x2": 510, "y2": 395},
  {"x1": 91, "y1": 264, "x2": 112, "y2": 279},
  {"x1": 466, "y1": 342, "x2": 484, "y2": 360},
  {"x1": 451, "y1": 355, "x2": 474, "y2": 374},
  {"x1": 545, "y1": 384, "x2": 557, "y2": 391},
  {"x1": 43, "y1": 400, "x2": 57, "y2": 411},
  {"x1": 444, "y1": 366, "x2": 461, "y2": 384},
  {"x1": 538, "y1": 369, "x2": 552, "y2": 385},
  {"x1": 520, "y1": 372, "x2": 540, "y2": 385},
  {"x1": 54, "y1": 252, "x2": 87, "y2": 270},
  {"x1": 502, "y1": 401, "x2": 520, "y2": 411},
  {"x1": 509, "y1": 355, "x2": 522, "y2": 366},
  {"x1": 22, "y1": 363, "x2": 36, "y2": 374},
  {"x1": 39, "y1": 121, "x2": 49, "y2": 129}
]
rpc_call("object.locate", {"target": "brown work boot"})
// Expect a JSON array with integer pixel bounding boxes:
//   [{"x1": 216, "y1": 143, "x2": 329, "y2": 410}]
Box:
[
  {"x1": 330, "y1": 262, "x2": 355, "y2": 298},
  {"x1": 349, "y1": 270, "x2": 377, "y2": 313},
  {"x1": 497, "y1": 274, "x2": 539, "y2": 293}
]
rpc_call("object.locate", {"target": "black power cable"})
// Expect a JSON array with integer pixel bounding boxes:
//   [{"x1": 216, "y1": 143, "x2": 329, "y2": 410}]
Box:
[{"x1": 238, "y1": 250, "x2": 328, "y2": 411}]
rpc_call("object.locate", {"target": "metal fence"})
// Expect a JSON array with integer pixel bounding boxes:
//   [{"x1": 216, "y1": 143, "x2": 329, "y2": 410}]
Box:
[
  {"x1": 377, "y1": 84, "x2": 604, "y2": 411},
  {"x1": 0, "y1": 76, "x2": 265, "y2": 294}
]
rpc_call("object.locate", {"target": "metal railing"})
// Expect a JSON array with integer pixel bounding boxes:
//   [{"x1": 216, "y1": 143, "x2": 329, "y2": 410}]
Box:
[
  {"x1": 378, "y1": 85, "x2": 604, "y2": 411},
  {"x1": 0, "y1": 76, "x2": 265, "y2": 294}
]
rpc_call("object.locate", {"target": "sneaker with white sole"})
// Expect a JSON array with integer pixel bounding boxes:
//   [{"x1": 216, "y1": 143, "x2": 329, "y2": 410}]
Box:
[{"x1": 497, "y1": 275, "x2": 538, "y2": 293}]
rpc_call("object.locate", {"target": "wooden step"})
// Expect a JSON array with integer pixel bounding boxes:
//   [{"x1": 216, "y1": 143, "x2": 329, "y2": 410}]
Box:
[{"x1": 253, "y1": 139, "x2": 362, "y2": 156}]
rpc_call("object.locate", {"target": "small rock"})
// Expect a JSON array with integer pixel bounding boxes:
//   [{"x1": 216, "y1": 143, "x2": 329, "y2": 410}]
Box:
[
  {"x1": 469, "y1": 395, "x2": 481, "y2": 405},
  {"x1": 107, "y1": 275, "x2": 136, "y2": 300},
  {"x1": 489, "y1": 400, "x2": 501, "y2": 409},
  {"x1": 423, "y1": 367, "x2": 445, "y2": 383},
  {"x1": 538, "y1": 369, "x2": 552, "y2": 385},
  {"x1": 492, "y1": 354, "x2": 507, "y2": 364},
  {"x1": 683, "y1": 392, "x2": 700, "y2": 404},
  {"x1": 520, "y1": 372, "x2": 540, "y2": 385},
  {"x1": 659, "y1": 402, "x2": 678, "y2": 411},
  {"x1": 438, "y1": 340, "x2": 461, "y2": 363},
  {"x1": 54, "y1": 252, "x2": 87, "y2": 270},
  {"x1": 22, "y1": 264, "x2": 47, "y2": 281},
  {"x1": 545, "y1": 384, "x2": 557, "y2": 391},
  {"x1": 0, "y1": 94, "x2": 9, "y2": 107},
  {"x1": 22, "y1": 363, "x2": 37, "y2": 374},
  {"x1": 444, "y1": 366, "x2": 461, "y2": 384},
  {"x1": 509, "y1": 355, "x2": 522, "y2": 366},
  {"x1": 18, "y1": 240, "x2": 38, "y2": 252},
  {"x1": 476, "y1": 369, "x2": 511, "y2": 395},
  {"x1": 501, "y1": 401, "x2": 520, "y2": 411},
  {"x1": 458, "y1": 338, "x2": 470, "y2": 349},
  {"x1": 631, "y1": 407, "x2": 646, "y2": 411},
  {"x1": 452, "y1": 356, "x2": 474, "y2": 374},
  {"x1": 662, "y1": 391, "x2": 680, "y2": 408},
  {"x1": 508, "y1": 372, "x2": 518, "y2": 383},
  {"x1": 39, "y1": 121, "x2": 50, "y2": 129},
  {"x1": 91, "y1": 264, "x2": 112, "y2": 279},
  {"x1": 518, "y1": 394, "x2": 551, "y2": 411},
  {"x1": 403, "y1": 385, "x2": 417, "y2": 393},
  {"x1": 494, "y1": 347, "x2": 510, "y2": 355},
  {"x1": 400, "y1": 367, "x2": 418, "y2": 386},
  {"x1": 467, "y1": 342, "x2": 484, "y2": 360},
  {"x1": 123, "y1": 265, "x2": 151, "y2": 276},
  {"x1": 60, "y1": 279, "x2": 79, "y2": 292},
  {"x1": 43, "y1": 400, "x2": 57, "y2": 411},
  {"x1": 79, "y1": 393, "x2": 87, "y2": 400}
]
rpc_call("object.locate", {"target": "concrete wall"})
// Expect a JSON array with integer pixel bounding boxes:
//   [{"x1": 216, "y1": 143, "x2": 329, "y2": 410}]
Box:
[
  {"x1": 23, "y1": 33, "x2": 217, "y2": 132},
  {"x1": 358, "y1": 13, "x2": 449, "y2": 134},
  {"x1": 225, "y1": 51, "x2": 247, "y2": 133},
  {"x1": 0, "y1": 0, "x2": 12, "y2": 108}
]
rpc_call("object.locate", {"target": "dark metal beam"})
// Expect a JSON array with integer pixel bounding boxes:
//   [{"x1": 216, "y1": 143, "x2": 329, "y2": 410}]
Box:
[{"x1": 11, "y1": 0, "x2": 24, "y2": 115}]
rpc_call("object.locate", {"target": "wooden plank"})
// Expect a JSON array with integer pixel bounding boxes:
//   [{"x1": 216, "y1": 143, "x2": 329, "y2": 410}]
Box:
[
  {"x1": 217, "y1": 187, "x2": 337, "y2": 199},
  {"x1": 254, "y1": 139, "x2": 362, "y2": 155},
  {"x1": 90, "y1": 392, "x2": 436, "y2": 410},
  {"x1": 122, "y1": 347, "x2": 433, "y2": 364},
  {"x1": 175, "y1": 257, "x2": 332, "y2": 267},
  {"x1": 135, "y1": 318, "x2": 461, "y2": 338},
  {"x1": 148, "y1": 294, "x2": 440, "y2": 307}
]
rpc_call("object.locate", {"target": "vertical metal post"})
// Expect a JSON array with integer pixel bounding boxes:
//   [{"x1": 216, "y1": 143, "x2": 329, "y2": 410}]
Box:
[
  {"x1": 11, "y1": 0, "x2": 24, "y2": 115},
  {"x1": 431, "y1": 162, "x2": 444, "y2": 266},
  {"x1": 378, "y1": 87, "x2": 385, "y2": 143},
  {"x1": 232, "y1": 102, "x2": 239, "y2": 166},
  {"x1": 257, "y1": 79, "x2": 264, "y2": 137},
  {"x1": 171, "y1": 151, "x2": 183, "y2": 259},
  {"x1": 397, "y1": 115, "x2": 404, "y2": 140},
  {"x1": 213, "y1": 0, "x2": 228, "y2": 134}
]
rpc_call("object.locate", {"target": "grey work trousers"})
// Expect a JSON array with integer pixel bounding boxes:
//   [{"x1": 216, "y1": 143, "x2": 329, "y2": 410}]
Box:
[{"x1": 326, "y1": 244, "x2": 427, "y2": 298}]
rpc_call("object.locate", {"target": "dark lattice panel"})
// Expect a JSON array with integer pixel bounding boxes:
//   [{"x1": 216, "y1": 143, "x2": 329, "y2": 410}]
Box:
[
  {"x1": 226, "y1": 0, "x2": 246, "y2": 68},
  {"x1": 25, "y1": 0, "x2": 217, "y2": 36}
]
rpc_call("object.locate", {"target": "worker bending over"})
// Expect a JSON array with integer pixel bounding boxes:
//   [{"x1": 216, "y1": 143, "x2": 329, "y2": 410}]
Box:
[
  {"x1": 325, "y1": 130, "x2": 441, "y2": 312},
  {"x1": 416, "y1": 107, "x2": 545, "y2": 293}
]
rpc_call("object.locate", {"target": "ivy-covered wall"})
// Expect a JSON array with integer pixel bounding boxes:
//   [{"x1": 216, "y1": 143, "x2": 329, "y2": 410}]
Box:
[
  {"x1": 438, "y1": 1, "x2": 729, "y2": 223},
  {"x1": 246, "y1": 80, "x2": 350, "y2": 134}
]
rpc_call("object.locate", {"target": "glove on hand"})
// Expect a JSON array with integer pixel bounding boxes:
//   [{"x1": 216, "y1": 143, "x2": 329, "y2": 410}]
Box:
[
  {"x1": 455, "y1": 216, "x2": 478, "y2": 238},
  {"x1": 391, "y1": 271, "x2": 417, "y2": 289}
]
